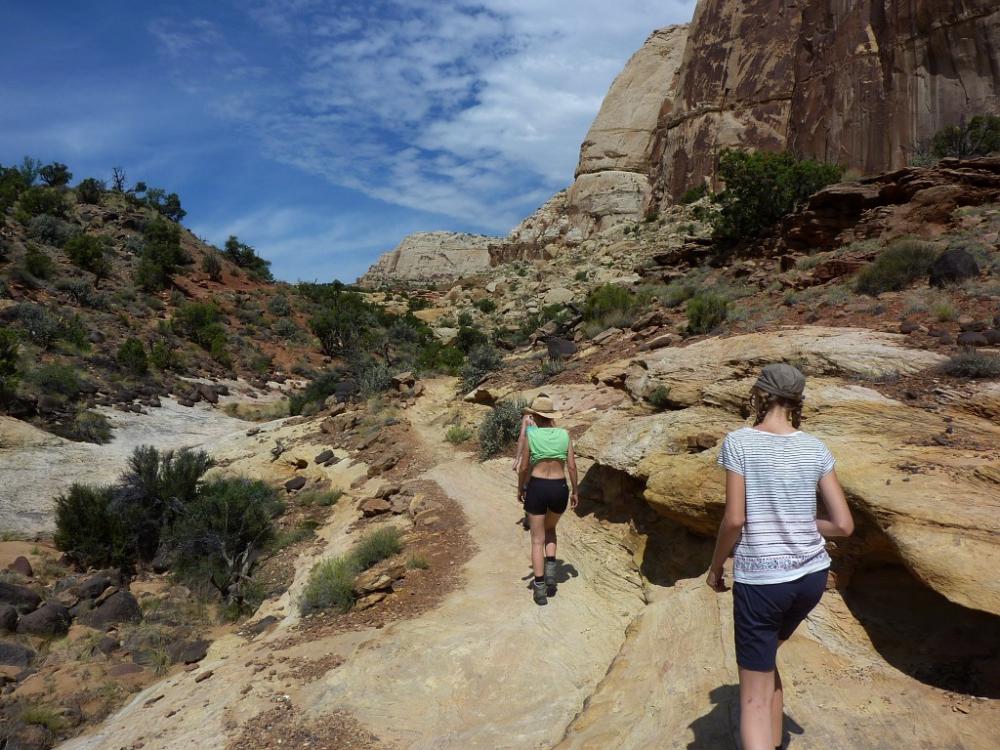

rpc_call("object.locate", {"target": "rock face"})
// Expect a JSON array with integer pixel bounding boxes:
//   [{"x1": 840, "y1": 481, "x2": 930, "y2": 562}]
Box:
[
  {"x1": 358, "y1": 232, "x2": 495, "y2": 287},
  {"x1": 650, "y1": 0, "x2": 1000, "y2": 204}
]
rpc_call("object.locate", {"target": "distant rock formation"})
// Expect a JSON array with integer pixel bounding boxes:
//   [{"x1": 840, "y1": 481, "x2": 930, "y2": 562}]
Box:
[{"x1": 359, "y1": 232, "x2": 495, "y2": 287}]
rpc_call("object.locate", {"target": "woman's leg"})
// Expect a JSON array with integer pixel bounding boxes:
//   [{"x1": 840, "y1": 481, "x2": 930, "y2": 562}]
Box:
[
  {"x1": 544, "y1": 511, "x2": 561, "y2": 558},
  {"x1": 772, "y1": 667, "x2": 784, "y2": 748},
  {"x1": 739, "y1": 667, "x2": 777, "y2": 750},
  {"x1": 528, "y1": 513, "x2": 546, "y2": 578}
]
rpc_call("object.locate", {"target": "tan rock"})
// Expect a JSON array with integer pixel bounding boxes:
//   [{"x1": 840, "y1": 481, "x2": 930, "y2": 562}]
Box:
[{"x1": 358, "y1": 232, "x2": 495, "y2": 286}]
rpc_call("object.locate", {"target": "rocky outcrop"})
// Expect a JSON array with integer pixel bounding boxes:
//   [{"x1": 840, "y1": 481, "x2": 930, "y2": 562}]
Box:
[
  {"x1": 358, "y1": 232, "x2": 495, "y2": 287},
  {"x1": 651, "y1": 0, "x2": 1000, "y2": 204},
  {"x1": 582, "y1": 327, "x2": 1000, "y2": 617}
]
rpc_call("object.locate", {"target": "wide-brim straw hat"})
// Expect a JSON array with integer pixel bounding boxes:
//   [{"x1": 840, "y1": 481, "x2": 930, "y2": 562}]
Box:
[{"x1": 523, "y1": 393, "x2": 562, "y2": 419}]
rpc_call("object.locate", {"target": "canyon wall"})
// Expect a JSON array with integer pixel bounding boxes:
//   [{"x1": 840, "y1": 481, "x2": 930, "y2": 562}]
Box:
[{"x1": 358, "y1": 231, "x2": 494, "y2": 287}]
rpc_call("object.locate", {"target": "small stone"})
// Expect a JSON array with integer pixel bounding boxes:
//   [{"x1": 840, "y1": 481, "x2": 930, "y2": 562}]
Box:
[
  {"x1": 194, "y1": 670, "x2": 214, "y2": 683},
  {"x1": 314, "y1": 449, "x2": 335, "y2": 464},
  {"x1": 359, "y1": 498, "x2": 392, "y2": 517},
  {"x1": 957, "y1": 332, "x2": 988, "y2": 347},
  {"x1": 7, "y1": 556, "x2": 33, "y2": 578}
]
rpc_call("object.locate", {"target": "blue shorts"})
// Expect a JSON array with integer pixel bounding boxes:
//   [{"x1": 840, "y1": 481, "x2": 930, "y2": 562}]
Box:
[{"x1": 733, "y1": 568, "x2": 828, "y2": 672}]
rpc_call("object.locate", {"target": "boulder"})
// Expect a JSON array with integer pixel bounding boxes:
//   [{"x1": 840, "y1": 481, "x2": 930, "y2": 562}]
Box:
[
  {"x1": 0, "y1": 603, "x2": 18, "y2": 632},
  {"x1": 7, "y1": 556, "x2": 33, "y2": 578},
  {"x1": 0, "y1": 640, "x2": 35, "y2": 668},
  {"x1": 0, "y1": 582, "x2": 41, "y2": 614},
  {"x1": 17, "y1": 601, "x2": 71, "y2": 636},
  {"x1": 546, "y1": 337, "x2": 578, "y2": 360},
  {"x1": 284, "y1": 476, "x2": 307, "y2": 493},
  {"x1": 79, "y1": 591, "x2": 142, "y2": 629},
  {"x1": 391, "y1": 371, "x2": 416, "y2": 389},
  {"x1": 984, "y1": 329, "x2": 1000, "y2": 345},
  {"x1": 360, "y1": 498, "x2": 392, "y2": 517},
  {"x1": 957, "y1": 332, "x2": 988, "y2": 347},
  {"x1": 314, "y1": 449, "x2": 335, "y2": 464},
  {"x1": 929, "y1": 248, "x2": 980, "y2": 288},
  {"x1": 77, "y1": 574, "x2": 113, "y2": 600},
  {"x1": 542, "y1": 287, "x2": 574, "y2": 306},
  {"x1": 167, "y1": 639, "x2": 210, "y2": 665}
]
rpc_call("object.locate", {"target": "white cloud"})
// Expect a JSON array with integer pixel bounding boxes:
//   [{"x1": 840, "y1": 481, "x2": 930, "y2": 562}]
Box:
[{"x1": 152, "y1": 1, "x2": 696, "y2": 230}]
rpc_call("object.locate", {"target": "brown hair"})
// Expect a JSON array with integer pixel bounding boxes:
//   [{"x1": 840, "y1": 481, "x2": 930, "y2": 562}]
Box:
[{"x1": 749, "y1": 386, "x2": 803, "y2": 429}]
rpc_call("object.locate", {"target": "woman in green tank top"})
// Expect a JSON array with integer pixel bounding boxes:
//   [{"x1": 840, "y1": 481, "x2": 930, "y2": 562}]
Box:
[{"x1": 516, "y1": 394, "x2": 579, "y2": 605}]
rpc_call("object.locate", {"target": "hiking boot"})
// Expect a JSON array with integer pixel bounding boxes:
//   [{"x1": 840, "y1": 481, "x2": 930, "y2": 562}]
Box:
[
  {"x1": 532, "y1": 580, "x2": 548, "y2": 605},
  {"x1": 544, "y1": 559, "x2": 557, "y2": 596}
]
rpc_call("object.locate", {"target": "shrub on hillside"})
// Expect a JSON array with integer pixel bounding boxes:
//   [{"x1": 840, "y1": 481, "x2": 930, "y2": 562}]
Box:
[
  {"x1": 24, "y1": 246, "x2": 55, "y2": 280},
  {"x1": 416, "y1": 340, "x2": 464, "y2": 375},
  {"x1": 0, "y1": 164, "x2": 29, "y2": 213},
  {"x1": 931, "y1": 115, "x2": 1000, "y2": 159},
  {"x1": 149, "y1": 340, "x2": 181, "y2": 371},
  {"x1": 680, "y1": 183, "x2": 709, "y2": 204},
  {"x1": 223, "y1": 235, "x2": 272, "y2": 281},
  {"x1": 942, "y1": 348, "x2": 1000, "y2": 378},
  {"x1": 309, "y1": 290, "x2": 378, "y2": 357},
  {"x1": 0, "y1": 328, "x2": 20, "y2": 401},
  {"x1": 13, "y1": 303, "x2": 59, "y2": 348},
  {"x1": 461, "y1": 343, "x2": 503, "y2": 391},
  {"x1": 75, "y1": 177, "x2": 105, "y2": 205},
  {"x1": 55, "y1": 278, "x2": 107, "y2": 309},
  {"x1": 445, "y1": 424, "x2": 472, "y2": 444},
  {"x1": 583, "y1": 283, "x2": 632, "y2": 321},
  {"x1": 144, "y1": 188, "x2": 187, "y2": 222},
  {"x1": 474, "y1": 298, "x2": 497, "y2": 314},
  {"x1": 478, "y1": 399, "x2": 526, "y2": 460},
  {"x1": 201, "y1": 251, "x2": 223, "y2": 282},
  {"x1": 299, "y1": 526, "x2": 403, "y2": 614},
  {"x1": 27, "y1": 214, "x2": 73, "y2": 247},
  {"x1": 135, "y1": 217, "x2": 186, "y2": 291},
  {"x1": 117, "y1": 337, "x2": 149, "y2": 375},
  {"x1": 39, "y1": 162, "x2": 72, "y2": 187},
  {"x1": 54, "y1": 485, "x2": 127, "y2": 569},
  {"x1": 64, "y1": 233, "x2": 110, "y2": 277},
  {"x1": 711, "y1": 149, "x2": 842, "y2": 244},
  {"x1": 267, "y1": 293, "x2": 292, "y2": 317},
  {"x1": 455, "y1": 325, "x2": 488, "y2": 354},
  {"x1": 855, "y1": 239, "x2": 939, "y2": 296},
  {"x1": 27, "y1": 362, "x2": 84, "y2": 399},
  {"x1": 15, "y1": 186, "x2": 67, "y2": 222},
  {"x1": 71, "y1": 410, "x2": 112, "y2": 444},
  {"x1": 686, "y1": 291, "x2": 729, "y2": 335},
  {"x1": 174, "y1": 302, "x2": 225, "y2": 349},
  {"x1": 170, "y1": 477, "x2": 281, "y2": 606}
]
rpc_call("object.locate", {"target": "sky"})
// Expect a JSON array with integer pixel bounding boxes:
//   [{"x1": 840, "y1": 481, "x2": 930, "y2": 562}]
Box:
[{"x1": 1, "y1": 1, "x2": 696, "y2": 282}]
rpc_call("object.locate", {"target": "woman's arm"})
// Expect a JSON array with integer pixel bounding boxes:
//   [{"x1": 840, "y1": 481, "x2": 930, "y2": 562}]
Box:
[
  {"x1": 817, "y1": 469, "x2": 854, "y2": 537},
  {"x1": 567, "y1": 436, "x2": 579, "y2": 509},
  {"x1": 516, "y1": 435, "x2": 531, "y2": 502},
  {"x1": 512, "y1": 417, "x2": 529, "y2": 471},
  {"x1": 707, "y1": 470, "x2": 746, "y2": 591}
]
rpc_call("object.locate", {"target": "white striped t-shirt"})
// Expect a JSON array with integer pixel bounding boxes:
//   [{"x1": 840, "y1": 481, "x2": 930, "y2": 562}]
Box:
[{"x1": 717, "y1": 427, "x2": 834, "y2": 585}]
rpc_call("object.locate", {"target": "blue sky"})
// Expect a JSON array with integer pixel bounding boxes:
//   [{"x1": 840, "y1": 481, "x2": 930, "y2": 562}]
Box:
[{"x1": 1, "y1": 1, "x2": 695, "y2": 282}]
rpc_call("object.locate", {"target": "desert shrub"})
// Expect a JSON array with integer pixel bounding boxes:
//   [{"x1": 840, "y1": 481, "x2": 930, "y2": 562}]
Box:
[
  {"x1": 407, "y1": 554, "x2": 429, "y2": 570},
  {"x1": 117, "y1": 337, "x2": 149, "y2": 375},
  {"x1": 647, "y1": 385, "x2": 671, "y2": 408},
  {"x1": 474, "y1": 298, "x2": 497, "y2": 314},
  {"x1": 0, "y1": 328, "x2": 20, "y2": 400},
  {"x1": 27, "y1": 363, "x2": 83, "y2": 398},
  {"x1": 148, "y1": 340, "x2": 179, "y2": 371},
  {"x1": 583, "y1": 283, "x2": 632, "y2": 321},
  {"x1": 39, "y1": 162, "x2": 72, "y2": 187},
  {"x1": 55, "y1": 278, "x2": 106, "y2": 308},
  {"x1": 75, "y1": 177, "x2": 105, "y2": 204},
  {"x1": 223, "y1": 235, "x2": 272, "y2": 281},
  {"x1": 135, "y1": 217, "x2": 185, "y2": 291},
  {"x1": 174, "y1": 302, "x2": 225, "y2": 349},
  {"x1": 19, "y1": 703, "x2": 67, "y2": 732},
  {"x1": 53, "y1": 484, "x2": 127, "y2": 569},
  {"x1": 15, "y1": 185, "x2": 67, "y2": 221},
  {"x1": 654, "y1": 277, "x2": 699, "y2": 308},
  {"x1": 288, "y1": 371, "x2": 344, "y2": 415},
  {"x1": 931, "y1": 114, "x2": 1000, "y2": 159},
  {"x1": 267, "y1": 293, "x2": 291, "y2": 317},
  {"x1": 686, "y1": 291, "x2": 729, "y2": 335},
  {"x1": 711, "y1": 149, "x2": 842, "y2": 244},
  {"x1": 457, "y1": 310, "x2": 474, "y2": 328},
  {"x1": 0, "y1": 164, "x2": 29, "y2": 213},
  {"x1": 56, "y1": 312, "x2": 89, "y2": 350},
  {"x1": 351, "y1": 526, "x2": 403, "y2": 570},
  {"x1": 455, "y1": 325, "x2": 488, "y2": 354},
  {"x1": 309, "y1": 290, "x2": 377, "y2": 357},
  {"x1": 27, "y1": 214, "x2": 73, "y2": 246},
  {"x1": 574, "y1": 270, "x2": 588, "y2": 282},
  {"x1": 299, "y1": 556, "x2": 358, "y2": 614},
  {"x1": 942, "y1": 348, "x2": 1000, "y2": 378},
  {"x1": 72, "y1": 410, "x2": 112, "y2": 444},
  {"x1": 931, "y1": 300, "x2": 958, "y2": 322},
  {"x1": 24, "y1": 246, "x2": 55, "y2": 280},
  {"x1": 297, "y1": 488, "x2": 343, "y2": 507},
  {"x1": 445, "y1": 424, "x2": 472, "y2": 444},
  {"x1": 144, "y1": 188, "x2": 186, "y2": 222},
  {"x1": 272, "y1": 318, "x2": 302, "y2": 340},
  {"x1": 171, "y1": 478, "x2": 281, "y2": 606},
  {"x1": 540, "y1": 358, "x2": 565, "y2": 380},
  {"x1": 64, "y1": 233, "x2": 109, "y2": 277},
  {"x1": 354, "y1": 355, "x2": 392, "y2": 396},
  {"x1": 201, "y1": 251, "x2": 222, "y2": 281},
  {"x1": 680, "y1": 183, "x2": 709, "y2": 204},
  {"x1": 13, "y1": 303, "x2": 59, "y2": 347},
  {"x1": 461, "y1": 343, "x2": 503, "y2": 390},
  {"x1": 478, "y1": 399, "x2": 526, "y2": 460},
  {"x1": 855, "y1": 239, "x2": 939, "y2": 296},
  {"x1": 416, "y1": 340, "x2": 464, "y2": 374}
]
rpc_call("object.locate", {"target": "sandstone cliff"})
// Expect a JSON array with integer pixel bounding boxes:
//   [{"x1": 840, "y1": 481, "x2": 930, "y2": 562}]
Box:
[{"x1": 358, "y1": 231, "x2": 495, "y2": 287}]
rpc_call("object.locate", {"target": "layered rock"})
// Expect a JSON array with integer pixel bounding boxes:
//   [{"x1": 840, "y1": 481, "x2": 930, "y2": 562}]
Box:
[
  {"x1": 651, "y1": 0, "x2": 1000, "y2": 203},
  {"x1": 358, "y1": 232, "x2": 495, "y2": 287}
]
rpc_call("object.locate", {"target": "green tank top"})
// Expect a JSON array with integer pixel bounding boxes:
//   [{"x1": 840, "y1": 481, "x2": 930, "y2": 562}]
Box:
[{"x1": 527, "y1": 427, "x2": 570, "y2": 463}]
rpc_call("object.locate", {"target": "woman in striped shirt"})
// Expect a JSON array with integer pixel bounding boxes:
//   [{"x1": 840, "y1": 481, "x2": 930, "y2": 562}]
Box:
[{"x1": 708, "y1": 363, "x2": 854, "y2": 750}]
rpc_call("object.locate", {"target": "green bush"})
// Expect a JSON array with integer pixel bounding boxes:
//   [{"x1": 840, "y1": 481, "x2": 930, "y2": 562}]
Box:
[
  {"x1": 267, "y1": 293, "x2": 291, "y2": 317},
  {"x1": 24, "y1": 246, "x2": 55, "y2": 280},
  {"x1": 0, "y1": 328, "x2": 20, "y2": 400},
  {"x1": 931, "y1": 115, "x2": 1000, "y2": 159},
  {"x1": 72, "y1": 410, "x2": 112, "y2": 444},
  {"x1": 223, "y1": 235, "x2": 272, "y2": 281},
  {"x1": 478, "y1": 399, "x2": 526, "y2": 460},
  {"x1": 455, "y1": 325, "x2": 488, "y2": 354},
  {"x1": 309, "y1": 290, "x2": 377, "y2": 357},
  {"x1": 299, "y1": 556, "x2": 358, "y2": 614},
  {"x1": 354, "y1": 355, "x2": 391, "y2": 396},
  {"x1": 0, "y1": 164, "x2": 29, "y2": 213},
  {"x1": 446, "y1": 424, "x2": 472, "y2": 444},
  {"x1": 680, "y1": 183, "x2": 709, "y2": 204},
  {"x1": 27, "y1": 214, "x2": 73, "y2": 246},
  {"x1": 144, "y1": 188, "x2": 186, "y2": 222},
  {"x1": 135, "y1": 217, "x2": 185, "y2": 291},
  {"x1": 75, "y1": 177, "x2": 105, "y2": 204},
  {"x1": 942, "y1": 348, "x2": 1000, "y2": 378},
  {"x1": 288, "y1": 371, "x2": 345, "y2": 415},
  {"x1": 686, "y1": 291, "x2": 729, "y2": 335},
  {"x1": 711, "y1": 149, "x2": 842, "y2": 244},
  {"x1": 648, "y1": 385, "x2": 671, "y2": 409},
  {"x1": 855, "y1": 240, "x2": 939, "y2": 296},
  {"x1": 64, "y1": 233, "x2": 109, "y2": 277},
  {"x1": 583, "y1": 283, "x2": 632, "y2": 321},
  {"x1": 457, "y1": 310, "x2": 474, "y2": 328},
  {"x1": 416, "y1": 341, "x2": 464, "y2": 375},
  {"x1": 461, "y1": 343, "x2": 503, "y2": 390},
  {"x1": 201, "y1": 252, "x2": 222, "y2": 282},
  {"x1": 574, "y1": 270, "x2": 588, "y2": 282},
  {"x1": 351, "y1": 526, "x2": 403, "y2": 570},
  {"x1": 56, "y1": 278, "x2": 106, "y2": 309},
  {"x1": 28, "y1": 362, "x2": 84, "y2": 398},
  {"x1": 13, "y1": 303, "x2": 59, "y2": 347},
  {"x1": 174, "y1": 302, "x2": 224, "y2": 349},
  {"x1": 117, "y1": 337, "x2": 149, "y2": 375},
  {"x1": 474, "y1": 298, "x2": 497, "y2": 314},
  {"x1": 149, "y1": 340, "x2": 180, "y2": 371},
  {"x1": 15, "y1": 185, "x2": 67, "y2": 221},
  {"x1": 39, "y1": 162, "x2": 72, "y2": 187},
  {"x1": 540, "y1": 358, "x2": 565, "y2": 379},
  {"x1": 54, "y1": 484, "x2": 127, "y2": 569},
  {"x1": 297, "y1": 488, "x2": 343, "y2": 507}
]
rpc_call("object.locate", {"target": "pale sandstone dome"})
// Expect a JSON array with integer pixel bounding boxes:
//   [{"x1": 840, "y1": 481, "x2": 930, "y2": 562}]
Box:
[{"x1": 359, "y1": 231, "x2": 495, "y2": 287}]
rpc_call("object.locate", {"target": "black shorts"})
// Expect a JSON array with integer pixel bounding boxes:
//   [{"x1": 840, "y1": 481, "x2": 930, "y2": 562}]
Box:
[
  {"x1": 732, "y1": 568, "x2": 828, "y2": 672},
  {"x1": 524, "y1": 477, "x2": 569, "y2": 516}
]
